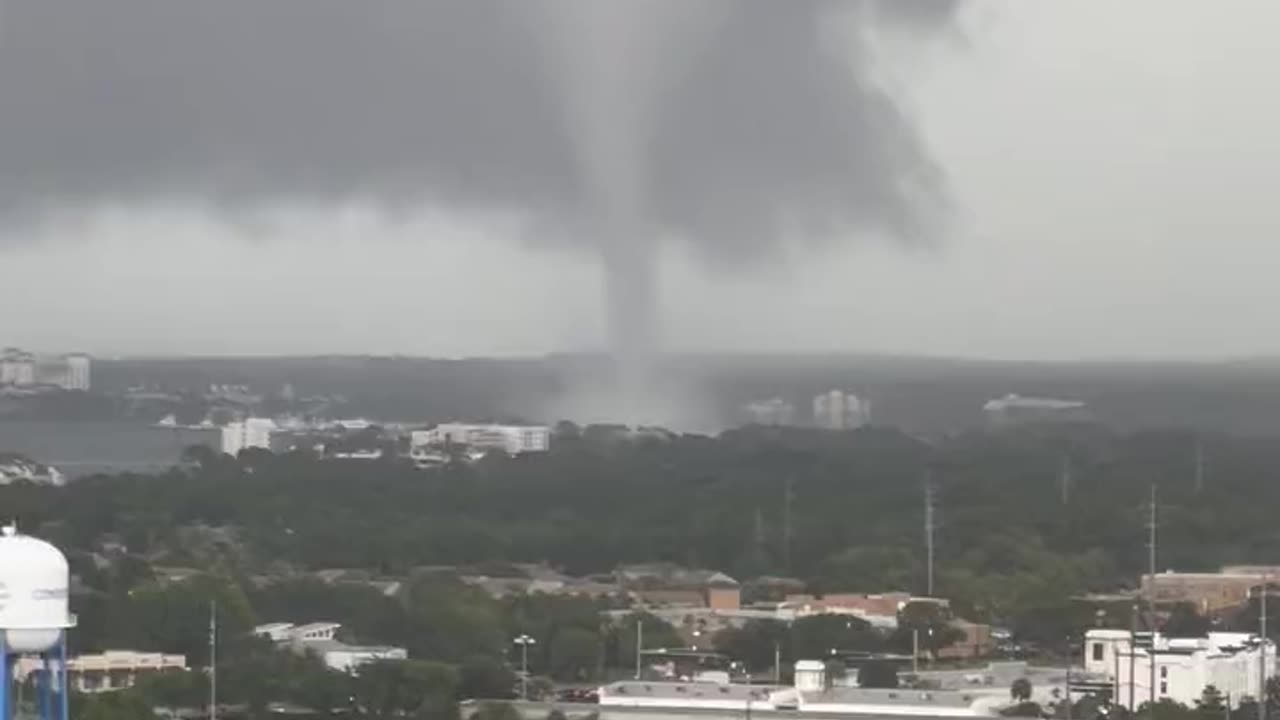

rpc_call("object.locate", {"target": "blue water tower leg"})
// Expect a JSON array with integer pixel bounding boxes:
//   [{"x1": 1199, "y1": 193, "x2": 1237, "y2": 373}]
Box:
[
  {"x1": 58, "y1": 632, "x2": 69, "y2": 720},
  {"x1": 40, "y1": 653, "x2": 52, "y2": 720},
  {"x1": 1, "y1": 633, "x2": 9, "y2": 720},
  {"x1": 37, "y1": 658, "x2": 46, "y2": 719}
]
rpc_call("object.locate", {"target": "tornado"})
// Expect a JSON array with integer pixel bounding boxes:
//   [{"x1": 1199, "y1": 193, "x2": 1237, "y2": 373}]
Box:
[
  {"x1": 525, "y1": 1, "x2": 727, "y2": 417},
  {"x1": 0, "y1": 0, "x2": 962, "y2": 426}
]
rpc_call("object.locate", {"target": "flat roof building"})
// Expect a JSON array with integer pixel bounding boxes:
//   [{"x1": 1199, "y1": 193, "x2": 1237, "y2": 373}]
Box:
[
  {"x1": 1141, "y1": 570, "x2": 1267, "y2": 613},
  {"x1": 16, "y1": 651, "x2": 186, "y2": 694},
  {"x1": 411, "y1": 423, "x2": 550, "y2": 455},
  {"x1": 253, "y1": 621, "x2": 406, "y2": 674},
  {"x1": 1085, "y1": 629, "x2": 1275, "y2": 709}
]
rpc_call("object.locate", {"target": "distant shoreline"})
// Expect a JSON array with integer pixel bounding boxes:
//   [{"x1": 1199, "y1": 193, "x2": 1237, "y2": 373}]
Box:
[{"x1": 0, "y1": 420, "x2": 219, "y2": 479}]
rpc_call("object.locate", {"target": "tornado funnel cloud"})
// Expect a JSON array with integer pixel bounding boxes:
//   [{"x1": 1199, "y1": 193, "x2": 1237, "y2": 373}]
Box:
[
  {"x1": 526, "y1": 0, "x2": 729, "y2": 413},
  {"x1": 602, "y1": 225, "x2": 658, "y2": 416},
  {"x1": 0, "y1": 0, "x2": 961, "y2": 426}
]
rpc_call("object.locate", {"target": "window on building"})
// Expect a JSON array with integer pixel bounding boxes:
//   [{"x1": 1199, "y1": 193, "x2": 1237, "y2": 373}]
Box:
[
  {"x1": 1160, "y1": 682, "x2": 1168, "y2": 695},
  {"x1": 1161, "y1": 666, "x2": 1168, "y2": 678},
  {"x1": 1093, "y1": 643, "x2": 1104, "y2": 661}
]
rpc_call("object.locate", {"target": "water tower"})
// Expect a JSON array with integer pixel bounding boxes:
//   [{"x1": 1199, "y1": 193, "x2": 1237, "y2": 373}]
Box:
[{"x1": 0, "y1": 525, "x2": 75, "y2": 720}]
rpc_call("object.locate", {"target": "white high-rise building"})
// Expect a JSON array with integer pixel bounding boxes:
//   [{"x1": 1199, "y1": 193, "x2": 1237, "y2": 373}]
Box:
[
  {"x1": 812, "y1": 390, "x2": 870, "y2": 430},
  {"x1": 1, "y1": 349, "x2": 90, "y2": 390},
  {"x1": 221, "y1": 418, "x2": 277, "y2": 457},
  {"x1": 1, "y1": 348, "x2": 35, "y2": 386},
  {"x1": 64, "y1": 354, "x2": 91, "y2": 391}
]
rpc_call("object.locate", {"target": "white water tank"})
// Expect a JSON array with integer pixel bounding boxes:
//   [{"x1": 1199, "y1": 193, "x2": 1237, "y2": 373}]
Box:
[{"x1": 0, "y1": 526, "x2": 74, "y2": 653}]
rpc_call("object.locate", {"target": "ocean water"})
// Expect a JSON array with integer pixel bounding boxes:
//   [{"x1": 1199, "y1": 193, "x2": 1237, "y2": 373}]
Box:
[{"x1": 0, "y1": 421, "x2": 220, "y2": 477}]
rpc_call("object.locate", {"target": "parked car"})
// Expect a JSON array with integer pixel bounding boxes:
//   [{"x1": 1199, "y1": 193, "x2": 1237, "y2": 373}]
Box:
[{"x1": 555, "y1": 689, "x2": 599, "y2": 704}]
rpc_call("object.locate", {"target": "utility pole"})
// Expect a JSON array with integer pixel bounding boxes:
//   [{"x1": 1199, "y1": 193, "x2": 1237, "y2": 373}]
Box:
[
  {"x1": 774, "y1": 642, "x2": 781, "y2": 685},
  {"x1": 1129, "y1": 604, "x2": 1137, "y2": 713},
  {"x1": 1195, "y1": 438, "x2": 1206, "y2": 495},
  {"x1": 1065, "y1": 636, "x2": 1073, "y2": 720},
  {"x1": 924, "y1": 478, "x2": 935, "y2": 597},
  {"x1": 1113, "y1": 638, "x2": 1121, "y2": 711},
  {"x1": 782, "y1": 477, "x2": 794, "y2": 575},
  {"x1": 635, "y1": 620, "x2": 643, "y2": 680},
  {"x1": 1148, "y1": 484, "x2": 1158, "y2": 711},
  {"x1": 209, "y1": 599, "x2": 217, "y2": 720},
  {"x1": 1060, "y1": 455, "x2": 1073, "y2": 506},
  {"x1": 1260, "y1": 574, "x2": 1268, "y2": 720},
  {"x1": 753, "y1": 507, "x2": 766, "y2": 565}
]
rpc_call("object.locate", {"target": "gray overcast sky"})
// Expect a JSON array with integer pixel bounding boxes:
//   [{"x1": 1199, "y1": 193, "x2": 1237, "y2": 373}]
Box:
[{"x1": 2, "y1": 0, "x2": 1278, "y2": 361}]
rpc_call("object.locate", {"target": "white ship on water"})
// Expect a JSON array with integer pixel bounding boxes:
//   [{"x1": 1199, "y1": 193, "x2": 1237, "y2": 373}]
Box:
[{"x1": 153, "y1": 414, "x2": 216, "y2": 430}]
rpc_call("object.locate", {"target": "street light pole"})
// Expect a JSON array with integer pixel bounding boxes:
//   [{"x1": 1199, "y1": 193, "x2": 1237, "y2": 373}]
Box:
[
  {"x1": 1261, "y1": 576, "x2": 1269, "y2": 720},
  {"x1": 1129, "y1": 605, "x2": 1138, "y2": 713},
  {"x1": 1148, "y1": 484, "x2": 1158, "y2": 712},
  {"x1": 514, "y1": 635, "x2": 536, "y2": 701},
  {"x1": 635, "y1": 620, "x2": 644, "y2": 680},
  {"x1": 1064, "y1": 635, "x2": 1073, "y2": 720},
  {"x1": 210, "y1": 599, "x2": 217, "y2": 720}
]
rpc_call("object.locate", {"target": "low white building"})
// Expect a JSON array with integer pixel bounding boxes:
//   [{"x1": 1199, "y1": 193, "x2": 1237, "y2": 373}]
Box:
[
  {"x1": 253, "y1": 621, "x2": 407, "y2": 674},
  {"x1": 253, "y1": 622, "x2": 301, "y2": 642},
  {"x1": 253, "y1": 621, "x2": 341, "y2": 643},
  {"x1": 813, "y1": 391, "x2": 870, "y2": 430},
  {"x1": 410, "y1": 423, "x2": 551, "y2": 455},
  {"x1": 311, "y1": 641, "x2": 409, "y2": 673},
  {"x1": 598, "y1": 665, "x2": 1003, "y2": 717},
  {"x1": 1085, "y1": 629, "x2": 1276, "y2": 708},
  {"x1": 983, "y1": 394, "x2": 1088, "y2": 425},
  {"x1": 222, "y1": 417, "x2": 277, "y2": 456},
  {"x1": 744, "y1": 398, "x2": 797, "y2": 426},
  {"x1": 16, "y1": 651, "x2": 187, "y2": 694}
]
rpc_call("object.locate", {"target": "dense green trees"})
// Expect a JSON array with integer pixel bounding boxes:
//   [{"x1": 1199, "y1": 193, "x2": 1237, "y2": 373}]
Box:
[
  {"x1": 712, "y1": 620, "x2": 789, "y2": 674},
  {"x1": 12, "y1": 421, "x2": 1280, "y2": 716},
  {"x1": 710, "y1": 616, "x2": 882, "y2": 678},
  {"x1": 65, "y1": 571, "x2": 685, "y2": 715},
  {"x1": 857, "y1": 661, "x2": 899, "y2": 689},
  {"x1": 74, "y1": 689, "x2": 157, "y2": 720},
  {"x1": 16, "y1": 426, "x2": 1277, "y2": 611}
]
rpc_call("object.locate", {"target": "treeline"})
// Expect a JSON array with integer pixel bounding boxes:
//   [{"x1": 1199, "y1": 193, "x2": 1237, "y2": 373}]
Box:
[{"x1": 5, "y1": 424, "x2": 1280, "y2": 632}]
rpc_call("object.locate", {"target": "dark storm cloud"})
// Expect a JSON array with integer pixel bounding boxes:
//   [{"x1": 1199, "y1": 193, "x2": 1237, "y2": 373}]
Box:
[{"x1": 0, "y1": 0, "x2": 957, "y2": 256}]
